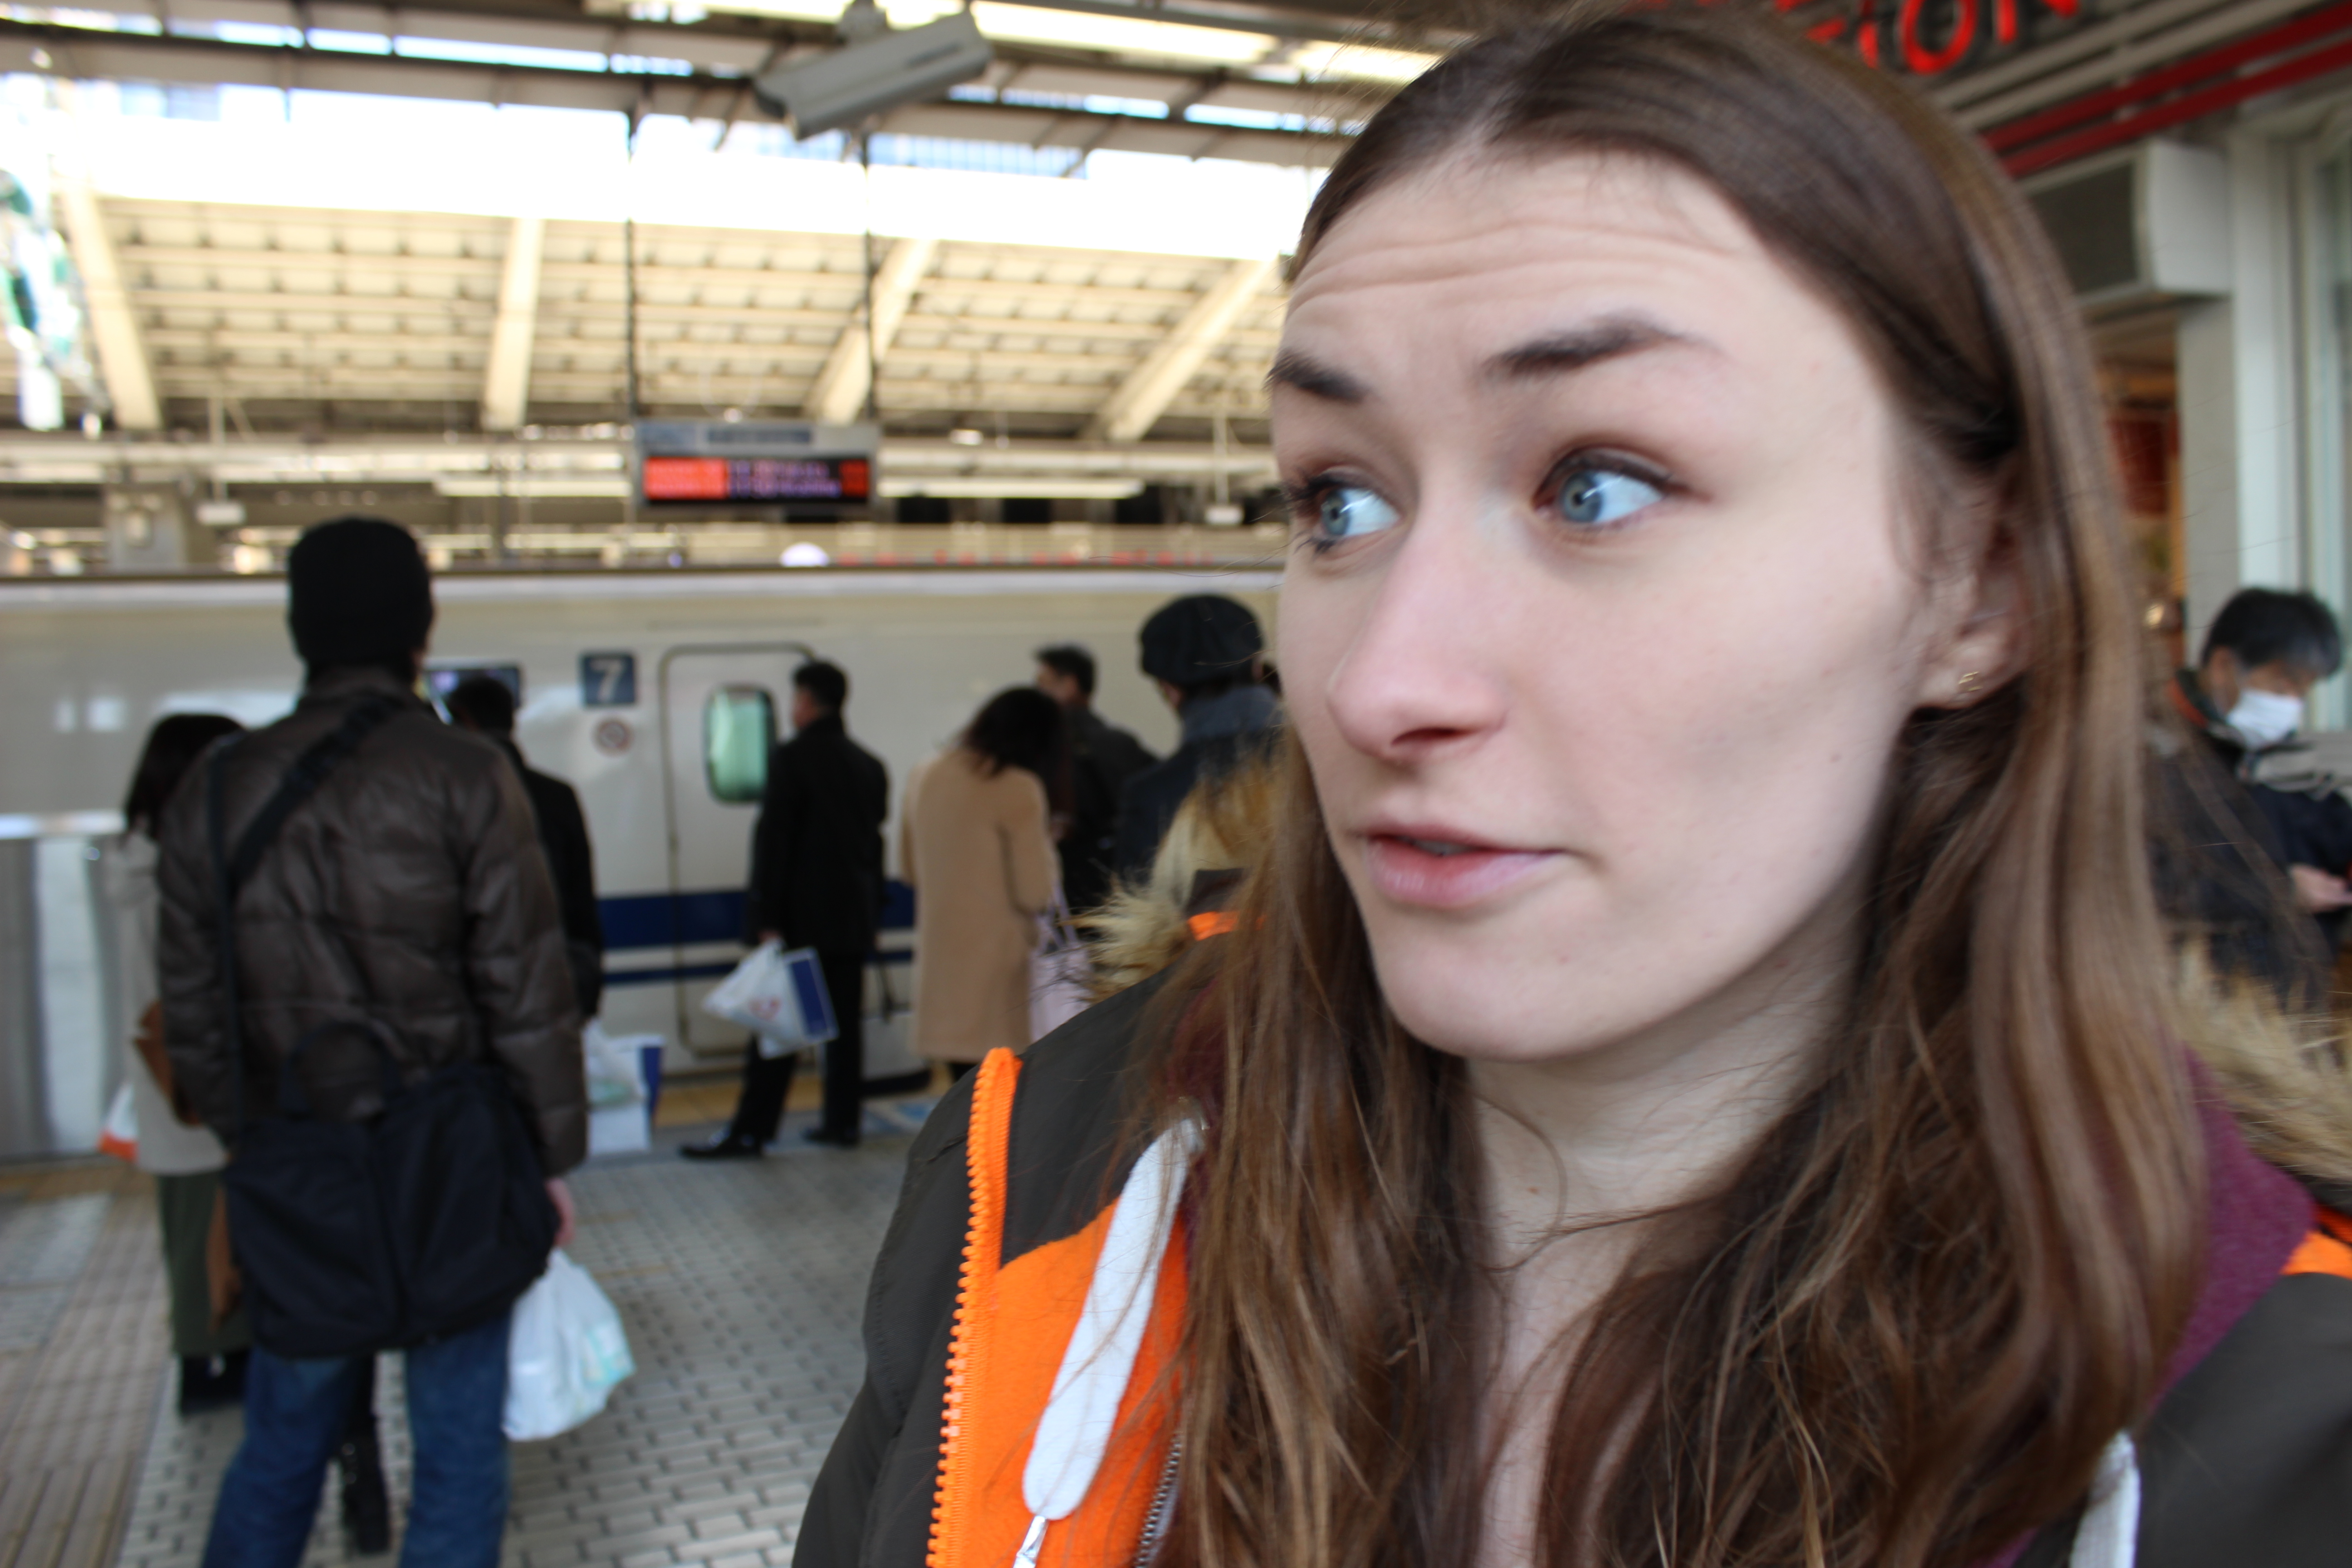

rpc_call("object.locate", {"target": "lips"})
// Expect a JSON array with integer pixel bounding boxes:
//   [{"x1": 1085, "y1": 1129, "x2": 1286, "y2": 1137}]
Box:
[{"x1": 1359, "y1": 825, "x2": 1557, "y2": 909}]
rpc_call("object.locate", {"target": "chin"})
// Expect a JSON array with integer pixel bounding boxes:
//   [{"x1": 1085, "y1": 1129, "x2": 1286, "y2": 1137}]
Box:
[{"x1": 1364, "y1": 941, "x2": 1588, "y2": 1063}]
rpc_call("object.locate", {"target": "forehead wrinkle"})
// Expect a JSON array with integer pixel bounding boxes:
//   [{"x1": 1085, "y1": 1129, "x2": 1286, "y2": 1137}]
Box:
[{"x1": 1289, "y1": 152, "x2": 1765, "y2": 309}]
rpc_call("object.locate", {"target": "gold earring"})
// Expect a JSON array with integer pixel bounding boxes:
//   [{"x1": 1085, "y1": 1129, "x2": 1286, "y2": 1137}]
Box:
[{"x1": 1957, "y1": 671, "x2": 1983, "y2": 697}]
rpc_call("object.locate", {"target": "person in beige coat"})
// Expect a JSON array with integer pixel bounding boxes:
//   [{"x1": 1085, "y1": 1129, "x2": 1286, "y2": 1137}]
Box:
[{"x1": 901, "y1": 687, "x2": 1066, "y2": 1070}]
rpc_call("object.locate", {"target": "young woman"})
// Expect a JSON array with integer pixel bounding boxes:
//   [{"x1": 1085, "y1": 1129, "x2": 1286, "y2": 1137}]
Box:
[
  {"x1": 800, "y1": 13, "x2": 2352, "y2": 1568},
  {"x1": 901, "y1": 686, "x2": 1068, "y2": 1074},
  {"x1": 104, "y1": 713, "x2": 253, "y2": 1411}
]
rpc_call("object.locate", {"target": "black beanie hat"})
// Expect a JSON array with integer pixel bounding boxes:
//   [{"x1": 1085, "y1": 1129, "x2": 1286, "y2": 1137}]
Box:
[
  {"x1": 1138, "y1": 594, "x2": 1263, "y2": 686},
  {"x1": 286, "y1": 517, "x2": 434, "y2": 671}
]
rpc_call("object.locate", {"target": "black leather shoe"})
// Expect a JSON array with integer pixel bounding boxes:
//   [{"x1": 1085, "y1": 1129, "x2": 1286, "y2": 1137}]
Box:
[
  {"x1": 681, "y1": 1132, "x2": 764, "y2": 1160},
  {"x1": 804, "y1": 1125, "x2": 860, "y2": 1149}
]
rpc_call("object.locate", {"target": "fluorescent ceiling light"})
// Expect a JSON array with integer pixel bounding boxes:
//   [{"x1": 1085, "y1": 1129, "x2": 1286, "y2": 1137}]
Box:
[
  {"x1": 705, "y1": 0, "x2": 1275, "y2": 60},
  {"x1": 435, "y1": 476, "x2": 634, "y2": 498},
  {"x1": 1284, "y1": 40, "x2": 1442, "y2": 83},
  {"x1": 970, "y1": 1, "x2": 1274, "y2": 62}
]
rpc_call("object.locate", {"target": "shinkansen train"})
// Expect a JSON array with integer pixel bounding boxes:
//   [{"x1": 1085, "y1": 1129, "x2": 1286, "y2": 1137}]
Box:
[{"x1": 0, "y1": 565, "x2": 1279, "y2": 1159}]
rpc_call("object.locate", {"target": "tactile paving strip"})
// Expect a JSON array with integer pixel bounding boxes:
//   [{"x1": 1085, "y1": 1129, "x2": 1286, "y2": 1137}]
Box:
[
  {"x1": 110, "y1": 1114, "x2": 912, "y2": 1568},
  {"x1": 0, "y1": 1175, "x2": 171, "y2": 1568}
]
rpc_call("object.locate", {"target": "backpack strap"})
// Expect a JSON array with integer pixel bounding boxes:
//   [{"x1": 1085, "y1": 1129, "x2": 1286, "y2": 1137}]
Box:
[{"x1": 207, "y1": 693, "x2": 404, "y2": 1142}]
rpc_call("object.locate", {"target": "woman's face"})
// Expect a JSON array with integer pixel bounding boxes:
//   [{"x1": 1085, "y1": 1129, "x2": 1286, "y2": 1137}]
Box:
[{"x1": 1275, "y1": 153, "x2": 1994, "y2": 1068}]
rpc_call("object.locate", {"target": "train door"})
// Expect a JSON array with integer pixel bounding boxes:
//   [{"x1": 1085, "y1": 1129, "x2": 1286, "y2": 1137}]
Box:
[{"x1": 658, "y1": 644, "x2": 813, "y2": 1056}]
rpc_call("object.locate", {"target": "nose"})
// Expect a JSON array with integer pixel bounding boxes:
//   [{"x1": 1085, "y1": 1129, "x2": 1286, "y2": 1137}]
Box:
[{"x1": 1319, "y1": 513, "x2": 1511, "y2": 765}]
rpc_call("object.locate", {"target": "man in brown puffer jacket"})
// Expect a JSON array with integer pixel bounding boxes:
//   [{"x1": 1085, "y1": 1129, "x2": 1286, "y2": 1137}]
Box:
[{"x1": 157, "y1": 516, "x2": 584, "y2": 1568}]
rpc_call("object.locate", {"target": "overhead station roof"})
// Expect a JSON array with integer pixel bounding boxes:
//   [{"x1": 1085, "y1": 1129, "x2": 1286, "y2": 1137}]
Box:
[
  {"x1": 0, "y1": 0, "x2": 2315, "y2": 459},
  {"x1": 87, "y1": 196, "x2": 1284, "y2": 438}
]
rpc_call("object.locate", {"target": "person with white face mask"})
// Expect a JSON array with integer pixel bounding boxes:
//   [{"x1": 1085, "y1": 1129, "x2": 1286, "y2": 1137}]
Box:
[{"x1": 2167, "y1": 588, "x2": 2352, "y2": 935}]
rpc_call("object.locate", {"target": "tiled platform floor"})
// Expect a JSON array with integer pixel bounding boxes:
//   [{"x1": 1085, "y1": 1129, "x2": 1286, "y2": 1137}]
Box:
[
  {"x1": 0, "y1": 1160, "x2": 171, "y2": 1568},
  {"x1": 2, "y1": 1094, "x2": 929, "y2": 1568}
]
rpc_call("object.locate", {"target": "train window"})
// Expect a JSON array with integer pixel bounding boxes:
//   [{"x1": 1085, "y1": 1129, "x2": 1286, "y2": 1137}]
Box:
[
  {"x1": 705, "y1": 686, "x2": 776, "y2": 804},
  {"x1": 424, "y1": 664, "x2": 522, "y2": 713}
]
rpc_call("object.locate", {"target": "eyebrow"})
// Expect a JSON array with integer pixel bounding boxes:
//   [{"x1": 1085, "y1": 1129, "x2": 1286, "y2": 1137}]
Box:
[
  {"x1": 1484, "y1": 314, "x2": 1702, "y2": 381},
  {"x1": 1267, "y1": 314, "x2": 1705, "y2": 405},
  {"x1": 1267, "y1": 351, "x2": 1368, "y2": 403}
]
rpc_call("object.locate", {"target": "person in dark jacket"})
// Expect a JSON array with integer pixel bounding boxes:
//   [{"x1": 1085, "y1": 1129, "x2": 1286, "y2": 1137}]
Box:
[
  {"x1": 1034, "y1": 643, "x2": 1156, "y2": 914},
  {"x1": 1110, "y1": 595, "x2": 1281, "y2": 883},
  {"x1": 685, "y1": 660, "x2": 888, "y2": 1156},
  {"x1": 156, "y1": 516, "x2": 583, "y2": 1568},
  {"x1": 2156, "y1": 588, "x2": 2348, "y2": 990},
  {"x1": 444, "y1": 673, "x2": 606, "y2": 1018}
]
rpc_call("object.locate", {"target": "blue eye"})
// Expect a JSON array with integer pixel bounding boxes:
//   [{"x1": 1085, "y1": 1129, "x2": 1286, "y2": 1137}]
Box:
[
  {"x1": 1553, "y1": 464, "x2": 1663, "y2": 529},
  {"x1": 1309, "y1": 483, "x2": 1400, "y2": 543}
]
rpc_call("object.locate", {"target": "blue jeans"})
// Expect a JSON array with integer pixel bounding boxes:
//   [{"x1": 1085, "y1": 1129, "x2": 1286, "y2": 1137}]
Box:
[{"x1": 200, "y1": 1310, "x2": 512, "y2": 1568}]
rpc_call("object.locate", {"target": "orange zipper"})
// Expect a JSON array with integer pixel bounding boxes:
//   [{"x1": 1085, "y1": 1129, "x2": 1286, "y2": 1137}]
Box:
[{"x1": 928, "y1": 1049, "x2": 1022, "y2": 1568}]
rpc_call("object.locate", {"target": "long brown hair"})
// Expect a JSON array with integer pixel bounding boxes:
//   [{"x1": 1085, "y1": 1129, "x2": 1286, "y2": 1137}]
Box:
[{"x1": 1149, "y1": 12, "x2": 2204, "y2": 1568}]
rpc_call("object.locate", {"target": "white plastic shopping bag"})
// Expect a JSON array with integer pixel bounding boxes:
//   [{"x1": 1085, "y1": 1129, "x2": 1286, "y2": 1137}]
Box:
[
  {"x1": 582, "y1": 1020, "x2": 661, "y2": 1158},
  {"x1": 97, "y1": 1082, "x2": 138, "y2": 1164},
  {"x1": 504, "y1": 1250, "x2": 636, "y2": 1441},
  {"x1": 580, "y1": 1019, "x2": 654, "y2": 1108},
  {"x1": 701, "y1": 940, "x2": 838, "y2": 1059}
]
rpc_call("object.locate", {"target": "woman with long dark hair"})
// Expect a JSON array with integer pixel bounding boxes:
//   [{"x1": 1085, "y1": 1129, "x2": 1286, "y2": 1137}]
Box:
[
  {"x1": 900, "y1": 686, "x2": 1068, "y2": 1073},
  {"x1": 104, "y1": 713, "x2": 251, "y2": 1411},
  {"x1": 799, "y1": 12, "x2": 2352, "y2": 1568}
]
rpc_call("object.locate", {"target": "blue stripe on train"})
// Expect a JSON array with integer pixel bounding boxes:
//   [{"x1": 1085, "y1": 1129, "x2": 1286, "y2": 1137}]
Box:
[{"x1": 597, "y1": 880, "x2": 916, "y2": 953}]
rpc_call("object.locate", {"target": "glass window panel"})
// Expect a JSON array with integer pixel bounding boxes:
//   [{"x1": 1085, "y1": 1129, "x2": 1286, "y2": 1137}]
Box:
[
  {"x1": 2303, "y1": 141, "x2": 2352, "y2": 729},
  {"x1": 705, "y1": 686, "x2": 775, "y2": 804}
]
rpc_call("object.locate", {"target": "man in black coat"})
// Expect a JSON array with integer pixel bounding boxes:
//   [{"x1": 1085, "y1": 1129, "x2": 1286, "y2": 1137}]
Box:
[
  {"x1": 686, "y1": 660, "x2": 888, "y2": 1155},
  {"x1": 445, "y1": 674, "x2": 605, "y2": 1018},
  {"x1": 1112, "y1": 595, "x2": 1282, "y2": 883},
  {"x1": 1035, "y1": 643, "x2": 1157, "y2": 913}
]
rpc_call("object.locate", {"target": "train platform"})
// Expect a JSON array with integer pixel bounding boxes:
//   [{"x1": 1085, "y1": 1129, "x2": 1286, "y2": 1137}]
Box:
[{"x1": 0, "y1": 1090, "x2": 930, "y2": 1568}]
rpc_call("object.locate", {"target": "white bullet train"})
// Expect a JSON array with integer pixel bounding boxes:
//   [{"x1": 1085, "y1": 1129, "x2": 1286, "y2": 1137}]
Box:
[{"x1": 0, "y1": 564, "x2": 1279, "y2": 1158}]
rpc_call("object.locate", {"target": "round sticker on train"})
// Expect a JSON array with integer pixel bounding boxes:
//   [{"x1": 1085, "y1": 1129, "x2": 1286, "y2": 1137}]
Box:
[{"x1": 593, "y1": 717, "x2": 634, "y2": 756}]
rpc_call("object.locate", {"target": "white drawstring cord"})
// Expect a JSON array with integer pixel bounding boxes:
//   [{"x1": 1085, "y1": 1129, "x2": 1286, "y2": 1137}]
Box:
[
  {"x1": 2067, "y1": 1434, "x2": 2140, "y2": 1568},
  {"x1": 1015, "y1": 1120, "x2": 1200, "y2": 1565}
]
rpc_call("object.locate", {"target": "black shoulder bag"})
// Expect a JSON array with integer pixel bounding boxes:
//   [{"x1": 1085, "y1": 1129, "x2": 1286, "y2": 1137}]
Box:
[{"x1": 210, "y1": 697, "x2": 559, "y2": 1359}]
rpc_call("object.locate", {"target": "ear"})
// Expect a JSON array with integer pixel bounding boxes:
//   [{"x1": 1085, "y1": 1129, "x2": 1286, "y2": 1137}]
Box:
[{"x1": 1916, "y1": 529, "x2": 2025, "y2": 710}]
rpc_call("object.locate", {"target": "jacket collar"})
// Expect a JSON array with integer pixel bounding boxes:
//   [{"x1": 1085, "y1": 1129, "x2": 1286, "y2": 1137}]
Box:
[
  {"x1": 299, "y1": 664, "x2": 428, "y2": 710},
  {"x1": 794, "y1": 710, "x2": 847, "y2": 742},
  {"x1": 2166, "y1": 1060, "x2": 2315, "y2": 1391}
]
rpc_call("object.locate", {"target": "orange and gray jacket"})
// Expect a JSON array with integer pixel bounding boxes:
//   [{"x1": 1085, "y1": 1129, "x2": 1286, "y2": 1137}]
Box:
[
  {"x1": 156, "y1": 666, "x2": 588, "y2": 1174},
  {"x1": 799, "y1": 971, "x2": 2352, "y2": 1568}
]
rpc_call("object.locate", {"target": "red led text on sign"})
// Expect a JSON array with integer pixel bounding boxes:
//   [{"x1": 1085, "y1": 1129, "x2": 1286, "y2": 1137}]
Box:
[{"x1": 642, "y1": 456, "x2": 872, "y2": 504}]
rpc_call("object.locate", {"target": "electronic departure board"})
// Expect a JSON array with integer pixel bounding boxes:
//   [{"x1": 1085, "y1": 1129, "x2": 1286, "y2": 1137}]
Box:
[
  {"x1": 642, "y1": 455, "x2": 871, "y2": 503},
  {"x1": 634, "y1": 420, "x2": 880, "y2": 509}
]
